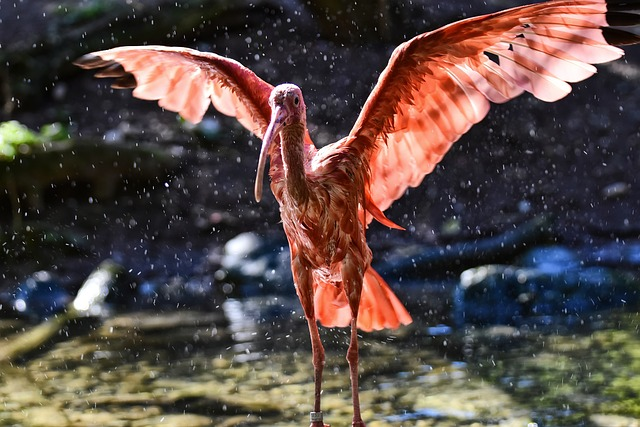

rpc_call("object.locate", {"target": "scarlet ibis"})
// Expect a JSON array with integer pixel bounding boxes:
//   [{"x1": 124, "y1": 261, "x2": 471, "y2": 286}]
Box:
[{"x1": 75, "y1": 1, "x2": 639, "y2": 425}]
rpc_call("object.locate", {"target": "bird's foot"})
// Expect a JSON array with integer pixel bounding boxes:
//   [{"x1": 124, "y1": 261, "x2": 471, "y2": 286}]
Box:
[
  {"x1": 309, "y1": 411, "x2": 330, "y2": 427},
  {"x1": 352, "y1": 420, "x2": 366, "y2": 427}
]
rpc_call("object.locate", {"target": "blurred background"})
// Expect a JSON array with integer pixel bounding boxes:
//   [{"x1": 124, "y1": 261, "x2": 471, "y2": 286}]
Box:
[{"x1": 1, "y1": 1, "x2": 640, "y2": 426}]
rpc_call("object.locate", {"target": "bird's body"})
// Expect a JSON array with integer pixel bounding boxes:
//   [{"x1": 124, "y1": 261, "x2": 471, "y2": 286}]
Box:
[
  {"x1": 270, "y1": 118, "x2": 409, "y2": 331},
  {"x1": 75, "y1": 1, "x2": 640, "y2": 425}
]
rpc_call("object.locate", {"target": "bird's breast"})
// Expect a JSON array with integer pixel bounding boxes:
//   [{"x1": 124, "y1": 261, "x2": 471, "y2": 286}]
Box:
[{"x1": 278, "y1": 176, "x2": 362, "y2": 269}]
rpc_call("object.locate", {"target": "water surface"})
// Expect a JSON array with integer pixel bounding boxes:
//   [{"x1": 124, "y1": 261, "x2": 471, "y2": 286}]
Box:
[{"x1": 1, "y1": 300, "x2": 639, "y2": 426}]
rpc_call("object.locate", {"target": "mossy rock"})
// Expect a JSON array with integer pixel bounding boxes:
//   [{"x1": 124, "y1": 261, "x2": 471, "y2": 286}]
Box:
[{"x1": 0, "y1": 121, "x2": 182, "y2": 212}]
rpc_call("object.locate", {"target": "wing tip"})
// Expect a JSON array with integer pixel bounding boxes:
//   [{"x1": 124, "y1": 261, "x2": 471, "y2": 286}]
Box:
[
  {"x1": 73, "y1": 52, "x2": 138, "y2": 89},
  {"x1": 602, "y1": 26, "x2": 640, "y2": 46},
  {"x1": 604, "y1": 3, "x2": 640, "y2": 45},
  {"x1": 73, "y1": 53, "x2": 107, "y2": 69}
]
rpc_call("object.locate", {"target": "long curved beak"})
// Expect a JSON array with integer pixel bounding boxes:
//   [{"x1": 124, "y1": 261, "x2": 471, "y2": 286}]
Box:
[{"x1": 255, "y1": 105, "x2": 286, "y2": 202}]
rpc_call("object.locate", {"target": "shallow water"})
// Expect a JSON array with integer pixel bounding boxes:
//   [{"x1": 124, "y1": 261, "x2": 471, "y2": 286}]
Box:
[{"x1": 1, "y1": 300, "x2": 639, "y2": 427}]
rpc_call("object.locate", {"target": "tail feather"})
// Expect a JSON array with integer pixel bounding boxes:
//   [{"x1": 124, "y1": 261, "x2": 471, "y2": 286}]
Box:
[
  {"x1": 313, "y1": 267, "x2": 412, "y2": 332},
  {"x1": 313, "y1": 280, "x2": 351, "y2": 329}
]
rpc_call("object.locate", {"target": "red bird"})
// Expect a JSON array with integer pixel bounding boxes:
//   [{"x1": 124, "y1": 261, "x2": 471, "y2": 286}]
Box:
[{"x1": 75, "y1": 1, "x2": 639, "y2": 425}]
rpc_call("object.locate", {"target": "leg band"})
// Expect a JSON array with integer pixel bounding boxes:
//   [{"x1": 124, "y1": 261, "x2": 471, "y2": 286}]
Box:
[{"x1": 310, "y1": 411, "x2": 323, "y2": 422}]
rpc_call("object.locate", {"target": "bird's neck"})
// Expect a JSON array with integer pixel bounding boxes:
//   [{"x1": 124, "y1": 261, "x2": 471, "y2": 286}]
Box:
[{"x1": 280, "y1": 123, "x2": 309, "y2": 204}]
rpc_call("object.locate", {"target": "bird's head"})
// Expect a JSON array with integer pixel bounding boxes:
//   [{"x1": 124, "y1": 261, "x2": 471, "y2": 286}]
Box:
[
  {"x1": 269, "y1": 83, "x2": 306, "y2": 125},
  {"x1": 255, "y1": 83, "x2": 306, "y2": 202}
]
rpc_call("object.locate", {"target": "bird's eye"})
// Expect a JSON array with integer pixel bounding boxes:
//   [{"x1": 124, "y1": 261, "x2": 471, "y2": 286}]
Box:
[{"x1": 293, "y1": 96, "x2": 300, "y2": 106}]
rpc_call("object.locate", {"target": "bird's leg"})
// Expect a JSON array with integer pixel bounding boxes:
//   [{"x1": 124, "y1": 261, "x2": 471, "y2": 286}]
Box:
[
  {"x1": 291, "y1": 255, "x2": 329, "y2": 427},
  {"x1": 342, "y1": 253, "x2": 367, "y2": 427},
  {"x1": 347, "y1": 317, "x2": 366, "y2": 427},
  {"x1": 306, "y1": 315, "x2": 328, "y2": 427}
]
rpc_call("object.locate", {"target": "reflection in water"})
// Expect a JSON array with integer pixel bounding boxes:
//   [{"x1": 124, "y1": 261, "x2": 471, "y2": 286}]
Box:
[
  {"x1": 386, "y1": 407, "x2": 475, "y2": 422},
  {"x1": 0, "y1": 309, "x2": 639, "y2": 426},
  {"x1": 223, "y1": 298, "x2": 260, "y2": 350},
  {"x1": 222, "y1": 296, "x2": 305, "y2": 362}
]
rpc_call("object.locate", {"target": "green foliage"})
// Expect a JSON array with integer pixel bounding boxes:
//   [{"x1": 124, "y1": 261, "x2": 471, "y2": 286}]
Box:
[
  {"x1": 0, "y1": 121, "x2": 69, "y2": 160},
  {"x1": 0, "y1": 121, "x2": 39, "y2": 158}
]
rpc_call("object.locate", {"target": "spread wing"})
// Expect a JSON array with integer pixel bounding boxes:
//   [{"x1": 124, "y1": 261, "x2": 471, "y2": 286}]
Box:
[
  {"x1": 74, "y1": 45, "x2": 314, "y2": 148},
  {"x1": 345, "y1": 0, "x2": 640, "y2": 218}
]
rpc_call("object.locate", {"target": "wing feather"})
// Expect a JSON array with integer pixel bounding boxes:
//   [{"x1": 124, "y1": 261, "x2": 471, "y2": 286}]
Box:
[
  {"x1": 75, "y1": 46, "x2": 275, "y2": 139},
  {"x1": 344, "y1": 0, "x2": 639, "y2": 220},
  {"x1": 158, "y1": 66, "x2": 192, "y2": 113},
  {"x1": 132, "y1": 65, "x2": 174, "y2": 100},
  {"x1": 489, "y1": 42, "x2": 574, "y2": 101}
]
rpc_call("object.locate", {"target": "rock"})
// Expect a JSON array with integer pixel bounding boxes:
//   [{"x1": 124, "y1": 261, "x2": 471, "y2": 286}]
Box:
[
  {"x1": 220, "y1": 232, "x2": 293, "y2": 296},
  {"x1": 601, "y1": 182, "x2": 630, "y2": 199},
  {"x1": 133, "y1": 276, "x2": 218, "y2": 310},
  {"x1": 453, "y1": 246, "x2": 640, "y2": 326},
  {"x1": 519, "y1": 245, "x2": 581, "y2": 275},
  {"x1": 377, "y1": 215, "x2": 553, "y2": 279},
  {"x1": 454, "y1": 265, "x2": 536, "y2": 326},
  {"x1": 0, "y1": 260, "x2": 129, "y2": 362},
  {"x1": 0, "y1": 127, "x2": 183, "y2": 213},
  {"x1": 72, "y1": 259, "x2": 126, "y2": 317},
  {"x1": 586, "y1": 241, "x2": 640, "y2": 269},
  {"x1": 223, "y1": 232, "x2": 265, "y2": 262},
  {"x1": 10, "y1": 271, "x2": 71, "y2": 320}
]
